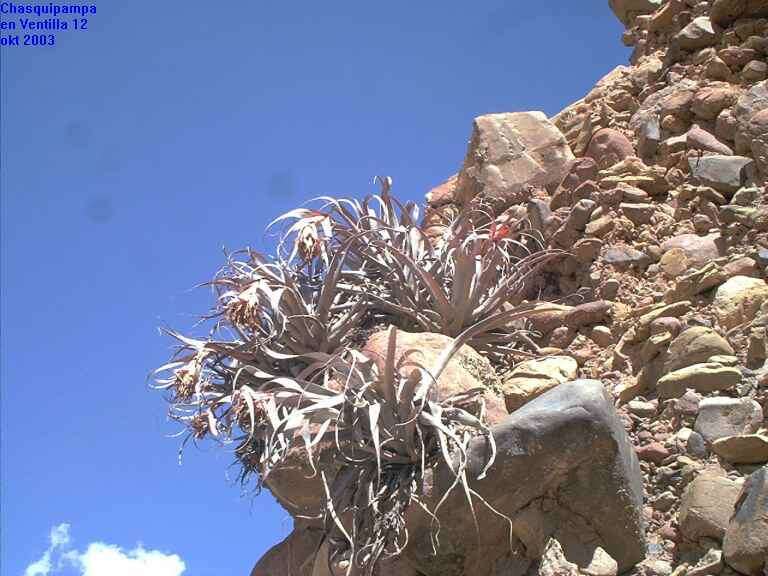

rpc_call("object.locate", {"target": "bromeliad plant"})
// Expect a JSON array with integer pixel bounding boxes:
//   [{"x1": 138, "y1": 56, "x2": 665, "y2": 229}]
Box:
[{"x1": 154, "y1": 178, "x2": 563, "y2": 575}]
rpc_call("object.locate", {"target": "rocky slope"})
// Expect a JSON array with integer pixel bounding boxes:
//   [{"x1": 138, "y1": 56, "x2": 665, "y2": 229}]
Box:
[
  {"x1": 422, "y1": 0, "x2": 768, "y2": 575},
  {"x1": 250, "y1": 1, "x2": 768, "y2": 574}
]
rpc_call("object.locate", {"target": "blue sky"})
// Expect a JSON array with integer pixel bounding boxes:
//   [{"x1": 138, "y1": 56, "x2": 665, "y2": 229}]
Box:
[{"x1": 1, "y1": 2, "x2": 629, "y2": 575}]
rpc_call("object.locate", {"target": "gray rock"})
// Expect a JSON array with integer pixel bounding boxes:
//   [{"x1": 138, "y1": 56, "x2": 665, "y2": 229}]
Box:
[
  {"x1": 688, "y1": 155, "x2": 755, "y2": 195},
  {"x1": 679, "y1": 472, "x2": 741, "y2": 542},
  {"x1": 723, "y1": 466, "x2": 768, "y2": 576},
  {"x1": 604, "y1": 245, "x2": 651, "y2": 270},
  {"x1": 674, "y1": 17, "x2": 717, "y2": 51},
  {"x1": 630, "y1": 79, "x2": 699, "y2": 136},
  {"x1": 756, "y1": 248, "x2": 768, "y2": 268},
  {"x1": 687, "y1": 431, "x2": 709, "y2": 458},
  {"x1": 406, "y1": 380, "x2": 646, "y2": 576},
  {"x1": 628, "y1": 400, "x2": 657, "y2": 417},
  {"x1": 568, "y1": 199, "x2": 598, "y2": 231},
  {"x1": 638, "y1": 116, "x2": 661, "y2": 158},
  {"x1": 694, "y1": 397, "x2": 763, "y2": 444}
]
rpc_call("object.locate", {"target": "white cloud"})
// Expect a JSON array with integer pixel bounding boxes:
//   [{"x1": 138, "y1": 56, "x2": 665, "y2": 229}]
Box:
[
  {"x1": 23, "y1": 524, "x2": 186, "y2": 576},
  {"x1": 24, "y1": 523, "x2": 71, "y2": 576},
  {"x1": 64, "y1": 543, "x2": 185, "y2": 576}
]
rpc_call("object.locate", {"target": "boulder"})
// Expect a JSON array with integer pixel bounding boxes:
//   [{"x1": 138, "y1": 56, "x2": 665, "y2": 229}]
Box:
[
  {"x1": 250, "y1": 522, "x2": 419, "y2": 576},
  {"x1": 264, "y1": 438, "x2": 339, "y2": 519},
  {"x1": 742, "y1": 61, "x2": 768, "y2": 83},
  {"x1": 563, "y1": 301, "x2": 612, "y2": 329},
  {"x1": 712, "y1": 435, "x2": 768, "y2": 464},
  {"x1": 266, "y1": 328, "x2": 504, "y2": 518},
  {"x1": 686, "y1": 125, "x2": 734, "y2": 155},
  {"x1": 455, "y1": 112, "x2": 574, "y2": 207},
  {"x1": 743, "y1": 108, "x2": 768, "y2": 179},
  {"x1": 657, "y1": 363, "x2": 742, "y2": 398},
  {"x1": 674, "y1": 17, "x2": 717, "y2": 51},
  {"x1": 723, "y1": 466, "x2": 768, "y2": 576},
  {"x1": 663, "y1": 326, "x2": 735, "y2": 373},
  {"x1": 425, "y1": 174, "x2": 458, "y2": 207},
  {"x1": 711, "y1": 0, "x2": 768, "y2": 26},
  {"x1": 691, "y1": 85, "x2": 740, "y2": 121},
  {"x1": 630, "y1": 80, "x2": 699, "y2": 135},
  {"x1": 694, "y1": 397, "x2": 763, "y2": 444},
  {"x1": 679, "y1": 472, "x2": 741, "y2": 542},
  {"x1": 551, "y1": 158, "x2": 599, "y2": 209},
  {"x1": 361, "y1": 327, "x2": 501, "y2": 405},
  {"x1": 688, "y1": 155, "x2": 755, "y2": 195},
  {"x1": 502, "y1": 356, "x2": 579, "y2": 411},
  {"x1": 406, "y1": 380, "x2": 646, "y2": 575},
  {"x1": 250, "y1": 524, "x2": 321, "y2": 576},
  {"x1": 586, "y1": 128, "x2": 635, "y2": 170},
  {"x1": 734, "y1": 81, "x2": 767, "y2": 156},
  {"x1": 604, "y1": 245, "x2": 651, "y2": 270},
  {"x1": 659, "y1": 234, "x2": 724, "y2": 268},
  {"x1": 713, "y1": 276, "x2": 768, "y2": 330}
]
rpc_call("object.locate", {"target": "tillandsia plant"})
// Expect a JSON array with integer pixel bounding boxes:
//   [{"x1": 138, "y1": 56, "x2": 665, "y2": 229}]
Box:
[{"x1": 153, "y1": 177, "x2": 564, "y2": 575}]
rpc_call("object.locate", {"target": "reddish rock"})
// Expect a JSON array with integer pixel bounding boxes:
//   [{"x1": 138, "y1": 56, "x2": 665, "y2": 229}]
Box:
[
  {"x1": 660, "y1": 233, "x2": 725, "y2": 268},
  {"x1": 552, "y1": 159, "x2": 599, "y2": 209},
  {"x1": 637, "y1": 442, "x2": 671, "y2": 464},
  {"x1": 691, "y1": 85, "x2": 740, "y2": 120},
  {"x1": 425, "y1": 174, "x2": 458, "y2": 207},
  {"x1": 564, "y1": 300, "x2": 612, "y2": 329},
  {"x1": 586, "y1": 128, "x2": 636, "y2": 170}
]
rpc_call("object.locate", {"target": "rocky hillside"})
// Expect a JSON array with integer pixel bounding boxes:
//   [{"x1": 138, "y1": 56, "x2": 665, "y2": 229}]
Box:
[
  {"x1": 421, "y1": 0, "x2": 768, "y2": 575},
  {"x1": 249, "y1": 1, "x2": 768, "y2": 575}
]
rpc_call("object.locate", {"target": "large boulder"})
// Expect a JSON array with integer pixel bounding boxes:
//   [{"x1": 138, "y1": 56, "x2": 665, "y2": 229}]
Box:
[
  {"x1": 405, "y1": 380, "x2": 645, "y2": 576},
  {"x1": 723, "y1": 466, "x2": 768, "y2": 576},
  {"x1": 688, "y1": 155, "x2": 755, "y2": 195},
  {"x1": 455, "y1": 112, "x2": 574, "y2": 207},
  {"x1": 250, "y1": 522, "x2": 419, "y2": 576},
  {"x1": 679, "y1": 472, "x2": 741, "y2": 543},
  {"x1": 713, "y1": 276, "x2": 768, "y2": 330},
  {"x1": 361, "y1": 327, "x2": 500, "y2": 396},
  {"x1": 673, "y1": 17, "x2": 717, "y2": 51},
  {"x1": 250, "y1": 524, "x2": 321, "y2": 576},
  {"x1": 266, "y1": 327, "x2": 505, "y2": 519}
]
